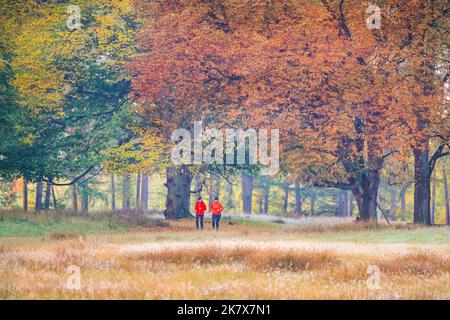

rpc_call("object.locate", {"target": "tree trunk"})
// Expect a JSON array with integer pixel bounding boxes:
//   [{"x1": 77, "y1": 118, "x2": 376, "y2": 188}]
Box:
[
  {"x1": 23, "y1": 178, "x2": 28, "y2": 211},
  {"x1": 390, "y1": 189, "x2": 396, "y2": 220},
  {"x1": 194, "y1": 175, "x2": 202, "y2": 198},
  {"x1": 343, "y1": 190, "x2": 348, "y2": 217},
  {"x1": 81, "y1": 190, "x2": 88, "y2": 216},
  {"x1": 135, "y1": 173, "x2": 141, "y2": 209},
  {"x1": 225, "y1": 181, "x2": 235, "y2": 212},
  {"x1": 442, "y1": 158, "x2": 450, "y2": 225},
  {"x1": 72, "y1": 184, "x2": 78, "y2": 214},
  {"x1": 310, "y1": 195, "x2": 315, "y2": 216},
  {"x1": 242, "y1": 174, "x2": 253, "y2": 214},
  {"x1": 337, "y1": 191, "x2": 346, "y2": 217},
  {"x1": 208, "y1": 174, "x2": 214, "y2": 208},
  {"x1": 413, "y1": 147, "x2": 431, "y2": 224},
  {"x1": 122, "y1": 173, "x2": 131, "y2": 210},
  {"x1": 400, "y1": 187, "x2": 406, "y2": 222},
  {"x1": 352, "y1": 169, "x2": 380, "y2": 221},
  {"x1": 282, "y1": 186, "x2": 289, "y2": 214},
  {"x1": 258, "y1": 190, "x2": 263, "y2": 214},
  {"x1": 348, "y1": 192, "x2": 354, "y2": 217},
  {"x1": 336, "y1": 191, "x2": 341, "y2": 216},
  {"x1": 44, "y1": 183, "x2": 51, "y2": 210},
  {"x1": 164, "y1": 166, "x2": 193, "y2": 219},
  {"x1": 294, "y1": 180, "x2": 302, "y2": 216},
  {"x1": 263, "y1": 184, "x2": 269, "y2": 214},
  {"x1": 214, "y1": 174, "x2": 220, "y2": 199},
  {"x1": 111, "y1": 173, "x2": 116, "y2": 210},
  {"x1": 35, "y1": 181, "x2": 43, "y2": 211},
  {"x1": 431, "y1": 169, "x2": 436, "y2": 224},
  {"x1": 141, "y1": 173, "x2": 149, "y2": 211},
  {"x1": 52, "y1": 186, "x2": 57, "y2": 209},
  {"x1": 337, "y1": 190, "x2": 348, "y2": 217}
]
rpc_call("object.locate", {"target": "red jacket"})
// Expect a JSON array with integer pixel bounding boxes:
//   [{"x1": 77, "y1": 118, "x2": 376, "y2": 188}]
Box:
[
  {"x1": 210, "y1": 200, "x2": 224, "y2": 215},
  {"x1": 195, "y1": 200, "x2": 207, "y2": 215}
]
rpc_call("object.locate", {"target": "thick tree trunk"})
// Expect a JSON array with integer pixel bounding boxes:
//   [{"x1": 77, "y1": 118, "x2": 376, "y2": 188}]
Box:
[
  {"x1": 72, "y1": 184, "x2": 78, "y2": 214},
  {"x1": 431, "y1": 169, "x2": 436, "y2": 224},
  {"x1": 111, "y1": 173, "x2": 116, "y2": 210},
  {"x1": 242, "y1": 174, "x2": 253, "y2": 214},
  {"x1": 35, "y1": 181, "x2": 43, "y2": 211},
  {"x1": 309, "y1": 195, "x2": 315, "y2": 216},
  {"x1": 294, "y1": 180, "x2": 302, "y2": 216},
  {"x1": 413, "y1": 147, "x2": 431, "y2": 225},
  {"x1": 263, "y1": 184, "x2": 269, "y2": 214},
  {"x1": 135, "y1": 173, "x2": 141, "y2": 209},
  {"x1": 141, "y1": 173, "x2": 149, "y2": 211},
  {"x1": 352, "y1": 169, "x2": 380, "y2": 221},
  {"x1": 23, "y1": 178, "x2": 28, "y2": 211},
  {"x1": 164, "y1": 166, "x2": 193, "y2": 219},
  {"x1": 442, "y1": 158, "x2": 450, "y2": 225},
  {"x1": 122, "y1": 173, "x2": 131, "y2": 210},
  {"x1": 44, "y1": 183, "x2": 51, "y2": 210}
]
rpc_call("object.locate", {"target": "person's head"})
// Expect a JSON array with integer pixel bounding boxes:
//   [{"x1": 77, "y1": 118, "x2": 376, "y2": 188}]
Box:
[
  {"x1": 214, "y1": 196, "x2": 218, "y2": 201},
  {"x1": 197, "y1": 196, "x2": 202, "y2": 201}
]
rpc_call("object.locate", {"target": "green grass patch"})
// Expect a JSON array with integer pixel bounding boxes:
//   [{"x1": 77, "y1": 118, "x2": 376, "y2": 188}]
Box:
[
  {"x1": 0, "y1": 210, "x2": 168, "y2": 238},
  {"x1": 0, "y1": 216, "x2": 125, "y2": 238}
]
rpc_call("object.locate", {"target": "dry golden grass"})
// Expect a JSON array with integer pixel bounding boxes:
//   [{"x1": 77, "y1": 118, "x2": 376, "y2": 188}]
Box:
[{"x1": 0, "y1": 217, "x2": 449, "y2": 299}]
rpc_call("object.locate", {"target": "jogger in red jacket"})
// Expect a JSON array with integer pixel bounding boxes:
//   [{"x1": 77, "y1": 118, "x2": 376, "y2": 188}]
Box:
[
  {"x1": 210, "y1": 197, "x2": 224, "y2": 231},
  {"x1": 194, "y1": 196, "x2": 207, "y2": 230}
]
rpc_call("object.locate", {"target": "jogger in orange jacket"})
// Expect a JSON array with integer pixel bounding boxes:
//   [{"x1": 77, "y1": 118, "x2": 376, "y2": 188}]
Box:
[
  {"x1": 194, "y1": 197, "x2": 207, "y2": 230},
  {"x1": 210, "y1": 197, "x2": 224, "y2": 231}
]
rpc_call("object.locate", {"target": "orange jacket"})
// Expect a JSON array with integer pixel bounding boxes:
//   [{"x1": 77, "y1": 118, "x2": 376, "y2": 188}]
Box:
[
  {"x1": 195, "y1": 200, "x2": 207, "y2": 215},
  {"x1": 210, "y1": 200, "x2": 224, "y2": 215}
]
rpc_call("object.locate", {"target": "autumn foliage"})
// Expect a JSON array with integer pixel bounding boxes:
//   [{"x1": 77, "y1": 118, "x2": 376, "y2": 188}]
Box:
[{"x1": 0, "y1": 0, "x2": 448, "y2": 222}]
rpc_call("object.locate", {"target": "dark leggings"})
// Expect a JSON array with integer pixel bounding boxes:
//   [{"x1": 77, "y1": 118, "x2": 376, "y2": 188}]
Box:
[
  {"x1": 196, "y1": 214, "x2": 204, "y2": 230},
  {"x1": 212, "y1": 214, "x2": 221, "y2": 230}
]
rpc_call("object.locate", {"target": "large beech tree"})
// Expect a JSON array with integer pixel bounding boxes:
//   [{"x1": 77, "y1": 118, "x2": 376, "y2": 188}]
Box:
[
  {"x1": 229, "y1": 0, "x2": 405, "y2": 221},
  {"x1": 129, "y1": 0, "x2": 449, "y2": 221},
  {"x1": 128, "y1": 0, "x2": 247, "y2": 219},
  {"x1": 240, "y1": 0, "x2": 449, "y2": 221}
]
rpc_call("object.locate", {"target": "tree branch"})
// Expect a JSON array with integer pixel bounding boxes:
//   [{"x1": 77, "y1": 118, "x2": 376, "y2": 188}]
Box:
[{"x1": 45, "y1": 164, "x2": 99, "y2": 186}]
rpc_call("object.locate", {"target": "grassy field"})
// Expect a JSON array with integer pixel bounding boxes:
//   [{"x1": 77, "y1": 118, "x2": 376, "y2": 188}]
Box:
[{"x1": 0, "y1": 211, "x2": 449, "y2": 299}]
